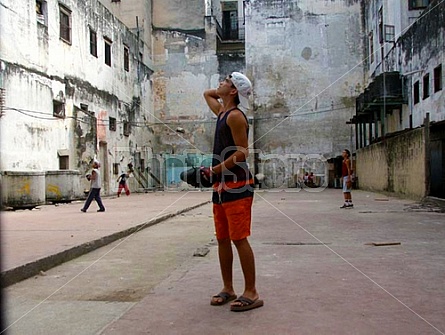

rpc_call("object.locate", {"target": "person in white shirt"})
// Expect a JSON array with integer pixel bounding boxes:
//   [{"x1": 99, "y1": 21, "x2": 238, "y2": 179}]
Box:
[{"x1": 81, "y1": 159, "x2": 106, "y2": 212}]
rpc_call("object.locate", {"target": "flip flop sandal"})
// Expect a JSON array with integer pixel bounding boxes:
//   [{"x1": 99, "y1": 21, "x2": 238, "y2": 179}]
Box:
[
  {"x1": 210, "y1": 292, "x2": 237, "y2": 306},
  {"x1": 230, "y1": 296, "x2": 264, "y2": 312}
]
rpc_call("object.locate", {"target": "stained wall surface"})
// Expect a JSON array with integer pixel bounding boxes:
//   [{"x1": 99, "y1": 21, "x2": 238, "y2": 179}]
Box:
[{"x1": 248, "y1": 0, "x2": 363, "y2": 159}]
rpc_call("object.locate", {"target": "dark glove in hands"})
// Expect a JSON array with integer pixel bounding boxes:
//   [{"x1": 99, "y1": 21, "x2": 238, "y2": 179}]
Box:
[{"x1": 180, "y1": 166, "x2": 214, "y2": 188}]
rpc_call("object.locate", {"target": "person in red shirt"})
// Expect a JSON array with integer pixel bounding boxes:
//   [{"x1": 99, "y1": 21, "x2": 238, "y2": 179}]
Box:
[
  {"x1": 340, "y1": 149, "x2": 353, "y2": 208},
  {"x1": 116, "y1": 171, "x2": 130, "y2": 197}
]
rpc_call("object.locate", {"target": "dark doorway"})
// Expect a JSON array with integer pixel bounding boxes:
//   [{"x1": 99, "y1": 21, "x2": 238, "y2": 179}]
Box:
[
  {"x1": 222, "y1": 10, "x2": 238, "y2": 40},
  {"x1": 430, "y1": 139, "x2": 445, "y2": 198}
]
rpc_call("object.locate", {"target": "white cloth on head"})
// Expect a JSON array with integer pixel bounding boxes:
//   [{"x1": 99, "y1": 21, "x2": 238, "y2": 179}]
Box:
[{"x1": 230, "y1": 72, "x2": 252, "y2": 112}]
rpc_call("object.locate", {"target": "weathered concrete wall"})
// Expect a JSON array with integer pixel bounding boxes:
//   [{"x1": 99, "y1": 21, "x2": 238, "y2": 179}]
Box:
[
  {"x1": 98, "y1": 0, "x2": 153, "y2": 66},
  {"x1": 153, "y1": 0, "x2": 205, "y2": 31},
  {"x1": 151, "y1": 0, "x2": 220, "y2": 156},
  {"x1": 357, "y1": 127, "x2": 426, "y2": 199},
  {"x1": 247, "y1": 0, "x2": 363, "y2": 185},
  {"x1": 45, "y1": 170, "x2": 83, "y2": 202},
  {"x1": 150, "y1": 29, "x2": 219, "y2": 154},
  {"x1": 1, "y1": 171, "x2": 46, "y2": 208},
  {"x1": 0, "y1": 0, "x2": 154, "y2": 196},
  {"x1": 218, "y1": 54, "x2": 246, "y2": 78}
]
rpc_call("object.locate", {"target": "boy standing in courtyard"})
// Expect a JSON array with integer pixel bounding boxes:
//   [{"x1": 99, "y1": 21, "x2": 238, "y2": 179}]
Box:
[
  {"x1": 203, "y1": 72, "x2": 263, "y2": 312},
  {"x1": 340, "y1": 149, "x2": 353, "y2": 208}
]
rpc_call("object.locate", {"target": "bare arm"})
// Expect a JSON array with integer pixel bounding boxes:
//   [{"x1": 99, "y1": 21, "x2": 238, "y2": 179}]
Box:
[
  {"x1": 203, "y1": 89, "x2": 223, "y2": 116},
  {"x1": 212, "y1": 110, "x2": 249, "y2": 175}
]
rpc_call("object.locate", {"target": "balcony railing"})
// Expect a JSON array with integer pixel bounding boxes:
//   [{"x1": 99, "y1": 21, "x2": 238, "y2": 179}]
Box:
[
  {"x1": 214, "y1": 17, "x2": 245, "y2": 42},
  {"x1": 356, "y1": 72, "x2": 406, "y2": 114}
]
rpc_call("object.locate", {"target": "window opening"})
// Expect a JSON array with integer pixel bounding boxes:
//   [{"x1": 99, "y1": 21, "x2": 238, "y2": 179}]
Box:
[
  {"x1": 384, "y1": 25, "x2": 395, "y2": 43},
  {"x1": 124, "y1": 45, "x2": 129, "y2": 72},
  {"x1": 123, "y1": 121, "x2": 130, "y2": 136},
  {"x1": 409, "y1": 0, "x2": 430, "y2": 10},
  {"x1": 423, "y1": 73, "x2": 430, "y2": 100},
  {"x1": 222, "y1": 11, "x2": 239, "y2": 40},
  {"x1": 413, "y1": 81, "x2": 420, "y2": 104},
  {"x1": 59, "y1": 155, "x2": 69, "y2": 170},
  {"x1": 113, "y1": 163, "x2": 119, "y2": 175},
  {"x1": 53, "y1": 100, "x2": 65, "y2": 118},
  {"x1": 434, "y1": 64, "x2": 442, "y2": 93},
  {"x1": 104, "y1": 38, "x2": 112, "y2": 66},
  {"x1": 109, "y1": 117, "x2": 116, "y2": 131},
  {"x1": 90, "y1": 28, "x2": 97, "y2": 57},
  {"x1": 36, "y1": 0, "x2": 47, "y2": 25},
  {"x1": 378, "y1": 7, "x2": 383, "y2": 44},
  {"x1": 59, "y1": 4, "x2": 71, "y2": 43}
]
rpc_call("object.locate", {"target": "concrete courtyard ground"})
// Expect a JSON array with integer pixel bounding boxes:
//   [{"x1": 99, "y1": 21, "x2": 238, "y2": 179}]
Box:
[{"x1": 2, "y1": 188, "x2": 445, "y2": 334}]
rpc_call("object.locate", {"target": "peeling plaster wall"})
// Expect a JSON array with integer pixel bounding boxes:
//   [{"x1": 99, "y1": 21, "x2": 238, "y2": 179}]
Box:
[
  {"x1": 248, "y1": 0, "x2": 363, "y2": 162},
  {"x1": 151, "y1": 0, "x2": 220, "y2": 156},
  {"x1": 0, "y1": 64, "x2": 63, "y2": 171},
  {"x1": 0, "y1": 0, "x2": 154, "y2": 195},
  {"x1": 151, "y1": 61, "x2": 218, "y2": 155}
]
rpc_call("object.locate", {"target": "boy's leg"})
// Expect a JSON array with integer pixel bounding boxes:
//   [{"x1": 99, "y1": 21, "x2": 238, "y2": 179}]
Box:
[
  {"x1": 82, "y1": 190, "x2": 94, "y2": 211},
  {"x1": 211, "y1": 204, "x2": 235, "y2": 304},
  {"x1": 232, "y1": 238, "x2": 258, "y2": 302},
  {"x1": 346, "y1": 191, "x2": 353, "y2": 206},
  {"x1": 341, "y1": 177, "x2": 351, "y2": 208},
  {"x1": 94, "y1": 189, "x2": 105, "y2": 211},
  {"x1": 217, "y1": 238, "x2": 235, "y2": 292},
  {"x1": 224, "y1": 196, "x2": 260, "y2": 304}
]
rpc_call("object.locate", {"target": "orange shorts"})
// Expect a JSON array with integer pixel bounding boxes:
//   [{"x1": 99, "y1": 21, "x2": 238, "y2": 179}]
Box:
[{"x1": 213, "y1": 196, "x2": 253, "y2": 241}]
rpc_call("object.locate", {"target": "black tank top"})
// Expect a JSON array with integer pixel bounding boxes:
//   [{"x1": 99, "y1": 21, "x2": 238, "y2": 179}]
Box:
[{"x1": 212, "y1": 108, "x2": 252, "y2": 183}]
